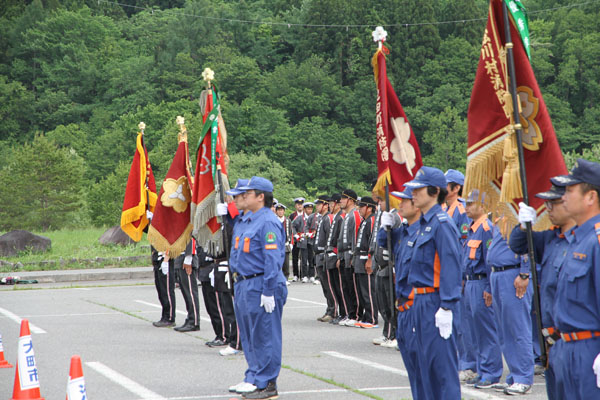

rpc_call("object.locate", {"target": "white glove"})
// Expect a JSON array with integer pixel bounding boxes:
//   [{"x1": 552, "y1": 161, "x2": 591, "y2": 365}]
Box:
[
  {"x1": 518, "y1": 202, "x2": 537, "y2": 228},
  {"x1": 260, "y1": 294, "x2": 276, "y2": 313},
  {"x1": 146, "y1": 210, "x2": 154, "y2": 220},
  {"x1": 381, "y1": 211, "x2": 394, "y2": 229},
  {"x1": 216, "y1": 203, "x2": 228, "y2": 216},
  {"x1": 593, "y1": 353, "x2": 600, "y2": 388},
  {"x1": 160, "y1": 261, "x2": 169, "y2": 275},
  {"x1": 434, "y1": 307, "x2": 453, "y2": 339}
]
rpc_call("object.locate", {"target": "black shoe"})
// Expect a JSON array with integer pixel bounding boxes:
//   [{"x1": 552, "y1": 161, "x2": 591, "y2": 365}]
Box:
[
  {"x1": 205, "y1": 337, "x2": 227, "y2": 347},
  {"x1": 174, "y1": 323, "x2": 200, "y2": 332},
  {"x1": 152, "y1": 320, "x2": 175, "y2": 328},
  {"x1": 243, "y1": 381, "x2": 278, "y2": 399}
]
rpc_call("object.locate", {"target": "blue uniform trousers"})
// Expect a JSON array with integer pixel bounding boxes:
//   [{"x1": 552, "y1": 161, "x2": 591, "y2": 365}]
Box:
[
  {"x1": 554, "y1": 338, "x2": 600, "y2": 400},
  {"x1": 464, "y1": 280, "x2": 503, "y2": 382},
  {"x1": 546, "y1": 339, "x2": 564, "y2": 400},
  {"x1": 490, "y1": 268, "x2": 534, "y2": 385},
  {"x1": 413, "y1": 292, "x2": 461, "y2": 400},
  {"x1": 456, "y1": 296, "x2": 478, "y2": 372},
  {"x1": 397, "y1": 306, "x2": 432, "y2": 399},
  {"x1": 234, "y1": 277, "x2": 288, "y2": 389}
]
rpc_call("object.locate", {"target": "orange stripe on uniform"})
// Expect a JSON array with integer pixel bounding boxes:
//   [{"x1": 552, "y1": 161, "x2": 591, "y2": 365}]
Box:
[
  {"x1": 433, "y1": 252, "x2": 441, "y2": 289},
  {"x1": 235, "y1": 236, "x2": 240, "y2": 250},
  {"x1": 243, "y1": 237, "x2": 251, "y2": 253}
]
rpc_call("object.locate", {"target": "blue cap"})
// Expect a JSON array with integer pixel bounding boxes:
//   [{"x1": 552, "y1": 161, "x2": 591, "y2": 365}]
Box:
[
  {"x1": 551, "y1": 159, "x2": 600, "y2": 187},
  {"x1": 535, "y1": 184, "x2": 565, "y2": 200},
  {"x1": 391, "y1": 187, "x2": 413, "y2": 200},
  {"x1": 238, "y1": 176, "x2": 274, "y2": 192},
  {"x1": 405, "y1": 166, "x2": 447, "y2": 189},
  {"x1": 465, "y1": 189, "x2": 488, "y2": 205},
  {"x1": 445, "y1": 169, "x2": 465, "y2": 186},
  {"x1": 226, "y1": 178, "x2": 249, "y2": 196}
]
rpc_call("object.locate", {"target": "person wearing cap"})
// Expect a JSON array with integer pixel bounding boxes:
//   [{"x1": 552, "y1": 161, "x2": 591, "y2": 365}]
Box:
[
  {"x1": 337, "y1": 189, "x2": 362, "y2": 326},
  {"x1": 352, "y1": 196, "x2": 379, "y2": 328},
  {"x1": 462, "y1": 189, "x2": 503, "y2": 389},
  {"x1": 486, "y1": 217, "x2": 535, "y2": 394},
  {"x1": 292, "y1": 202, "x2": 310, "y2": 282},
  {"x1": 402, "y1": 166, "x2": 463, "y2": 399},
  {"x1": 325, "y1": 193, "x2": 350, "y2": 324},
  {"x1": 370, "y1": 192, "x2": 398, "y2": 348},
  {"x1": 378, "y1": 186, "x2": 431, "y2": 398},
  {"x1": 228, "y1": 176, "x2": 287, "y2": 400},
  {"x1": 509, "y1": 180, "x2": 576, "y2": 400},
  {"x1": 314, "y1": 195, "x2": 337, "y2": 320},
  {"x1": 275, "y1": 203, "x2": 292, "y2": 282},
  {"x1": 444, "y1": 169, "x2": 477, "y2": 382},
  {"x1": 546, "y1": 159, "x2": 600, "y2": 399},
  {"x1": 289, "y1": 197, "x2": 305, "y2": 282}
]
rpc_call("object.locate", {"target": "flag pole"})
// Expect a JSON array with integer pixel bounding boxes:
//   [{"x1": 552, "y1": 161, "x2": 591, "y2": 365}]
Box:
[
  {"x1": 501, "y1": 0, "x2": 546, "y2": 364},
  {"x1": 384, "y1": 180, "x2": 396, "y2": 320},
  {"x1": 138, "y1": 122, "x2": 151, "y2": 211}
]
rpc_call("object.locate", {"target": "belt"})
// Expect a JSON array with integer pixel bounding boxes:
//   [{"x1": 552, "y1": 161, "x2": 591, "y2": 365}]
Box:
[
  {"x1": 397, "y1": 299, "x2": 414, "y2": 312},
  {"x1": 233, "y1": 272, "x2": 264, "y2": 283},
  {"x1": 413, "y1": 287, "x2": 438, "y2": 295},
  {"x1": 542, "y1": 327, "x2": 561, "y2": 346},
  {"x1": 560, "y1": 330, "x2": 600, "y2": 342},
  {"x1": 491, "y1": 264, "x2": 519, "y2": 272},
  {"x1": 465, "y1": 273, "x2": 487, "y2": 280}
]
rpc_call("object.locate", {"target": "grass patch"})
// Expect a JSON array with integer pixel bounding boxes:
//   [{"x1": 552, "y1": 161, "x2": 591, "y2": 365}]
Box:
[
  {"x1": 282, "y1": 364, "x2": 385, "y2": 400},
  {"x1": 0, "y1": 227, "x2": 151, "y2": 272}
]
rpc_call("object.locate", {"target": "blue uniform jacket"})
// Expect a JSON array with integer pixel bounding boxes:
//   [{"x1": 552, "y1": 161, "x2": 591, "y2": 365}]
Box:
[
  {"x1": 554, "y1": 214, "x2": 600, "y2": 333},
  {"x1": 486, "y1": 225, "x2": 529, "y2": 274},
  {"x1": 230, "y1": 210, "x2": 251, "y2": 274},
  {"x1": 234, "y1": 207, "x2": 286, "y2": 297},
  {"x1": 407, "y1": 203, "x2": 462, "y2": 309},
  {"x1": 509, "y1": 225, "x2": 574, "y2": 328},
  {"x1": 377, "y1": 220, "x2": 421, "y2": 299},
  {"x1": 444, "y1": 198, "x2": 471, "y2": 244},
  {"x1": 463, "y1": 215, "x2": 493, "y2": 293}
]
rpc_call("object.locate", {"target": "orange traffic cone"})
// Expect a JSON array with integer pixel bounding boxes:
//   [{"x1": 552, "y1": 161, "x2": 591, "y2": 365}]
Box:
[
  {"x1": 0, "y1": 331, "x2": 14, "y2": 368},
  {"x1": 10, "y1": 319, "x2": 44, "y2": 400},
  {"x1": 66, "y1": 355, "x2": 87, "y2": 400}
]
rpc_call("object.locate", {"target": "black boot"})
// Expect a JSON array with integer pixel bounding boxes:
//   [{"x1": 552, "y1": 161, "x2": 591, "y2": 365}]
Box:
[{"x1": 174, "y1": 320, "x2": 200, "y2": 332}]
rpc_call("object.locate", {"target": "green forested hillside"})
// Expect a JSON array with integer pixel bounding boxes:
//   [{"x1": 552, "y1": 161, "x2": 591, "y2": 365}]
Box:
[{"x1": 1, "y1": 0, "x2": 599, "y2": 230}]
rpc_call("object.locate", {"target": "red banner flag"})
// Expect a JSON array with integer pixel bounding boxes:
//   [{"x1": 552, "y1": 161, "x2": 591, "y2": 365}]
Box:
[
  {"x1": 147, "y1": 125, "x2": 194, "y2": 255},
  {"x1": 190, "y1": 87, "x2": 229, "y2": 254},
  {"x1": 120, "y1": 131, "x2": 157, "y2": 242},
  {"x1": 371, "y1": 46, "x2": 423, "y2": 204},
  {"x1": 465, "y1": 0, "x2": 567, "y2": 229}
]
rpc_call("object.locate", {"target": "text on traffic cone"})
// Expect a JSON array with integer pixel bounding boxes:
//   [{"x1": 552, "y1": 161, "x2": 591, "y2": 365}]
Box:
[
  {"x1": 66, "y1": 355, "x2": 87, "y2": 400},
  {"x1": 11, "y1": 319, "x2": 44, "y2": 400}
]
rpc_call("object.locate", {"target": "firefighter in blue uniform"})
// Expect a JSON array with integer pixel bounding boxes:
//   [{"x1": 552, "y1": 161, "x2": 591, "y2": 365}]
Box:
[
  {"x1": 444, "y1": 169, "x2": 477, "y2": 381},
  {"x1": 379, "y1": 187, "x2": 433, "y2": 399},
  {"x1": 486, "y1": 217, "x2": 534, "y2": 395},
  {"x1": 229, "y1": 176, "x2": 287, "y2": 400},
  {"x1": 509, "y1": 180, "x2": 576, "y2": 400},
  {"x1": 550, "y1": 159, "x2": 600, "y2": 399},
  {"x1": 404, "y1": 166, "x2": 463, "y2": 400},
  {"x1": 462, "y1": 189, "x2": 503, "y2": 388}
]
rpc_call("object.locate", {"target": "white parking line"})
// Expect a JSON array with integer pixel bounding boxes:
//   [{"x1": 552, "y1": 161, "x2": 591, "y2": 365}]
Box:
[
  {"x1": 135, "y1": 300, "x2": 211, "y2": 323},
  {"x1": 323, "y1": 350, "x2": 506, "y2": 400},
  {"x1": 0, "y1": 306, "x2": 47, "y2": 334},
  {"x1": 287, "y1": 296, "x2": 327, "y2": 306},
  {"x1": 86, "y1": 361, "x2": 166, "y2": 399}
]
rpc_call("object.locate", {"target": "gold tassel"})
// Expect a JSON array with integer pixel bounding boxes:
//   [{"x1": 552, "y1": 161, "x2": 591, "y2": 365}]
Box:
[{"x1": 499, "y1": 128, "x2": 523, "y2": 203}]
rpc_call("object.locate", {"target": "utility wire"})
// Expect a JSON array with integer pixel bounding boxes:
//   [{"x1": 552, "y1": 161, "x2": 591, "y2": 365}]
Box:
[{"x1": 97, "y1": 0, "x2": 600, "y2": 29}]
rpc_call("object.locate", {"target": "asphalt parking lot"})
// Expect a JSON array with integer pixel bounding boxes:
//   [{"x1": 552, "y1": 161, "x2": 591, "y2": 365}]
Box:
[{"x1": 0, "y1": 279, "x2": 549, "y2": 399}]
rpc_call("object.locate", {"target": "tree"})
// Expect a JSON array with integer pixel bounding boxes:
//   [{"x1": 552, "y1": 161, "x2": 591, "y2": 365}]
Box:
[
  {"x1": 87, "y1": 161, "x2": 130, "y2": 226},
  {"x1": 421, "y1": 106, "x2": 467, "y2": 172},
  {"x1": 0, "y1": 134, "x2": 86, "y2": 231}
]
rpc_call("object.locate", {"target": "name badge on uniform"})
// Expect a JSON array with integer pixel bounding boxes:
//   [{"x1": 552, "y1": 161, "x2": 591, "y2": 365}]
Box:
[
  {"x1": 408, "y1": 241, "x2": 414, "y2": 247},
  {"x1": 425, "y1": 226, "x2": 432, "y2": 232},
  {"x1": 573, "y1": 252, "x2": 587, "y2": 260}
]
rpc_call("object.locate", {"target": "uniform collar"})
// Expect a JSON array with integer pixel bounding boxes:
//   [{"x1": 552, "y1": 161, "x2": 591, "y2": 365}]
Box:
[
  {"x1": 470, "y1": 214, "x2": 488, "y2": 232},
  {"x1": 245, "y1": 207, "x2": 269, "y2": 221},
  {"x1": 421, "y1": 203, "x2": 441, "y2": 223},
  {"x1": 572, "y1": 213, "x2": 600, "y2": 241},
  {"x1": 407, "y1": 221, "x2": 420, "y2": 235}
]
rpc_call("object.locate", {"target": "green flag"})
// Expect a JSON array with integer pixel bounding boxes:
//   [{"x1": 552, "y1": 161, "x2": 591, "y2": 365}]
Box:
[{"x1": 505, "y1": 0, "x2": 531, "y2": 59}]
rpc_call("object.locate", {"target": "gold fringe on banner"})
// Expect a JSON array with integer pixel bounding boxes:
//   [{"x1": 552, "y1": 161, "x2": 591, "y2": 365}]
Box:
[
  {"x1": 147, "y1": 223, "x2": 193, "y2": 255},
  {"x1": 499, "y1": 129, "x2": 523, "y2": 203},
  {"x1": 372, "y1": 170, "x2": 402, "y2": 211}
]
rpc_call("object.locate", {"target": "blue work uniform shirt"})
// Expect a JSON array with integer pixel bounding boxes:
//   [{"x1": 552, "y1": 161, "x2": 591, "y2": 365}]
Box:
[
  {"x1": 554, "y1": 214, "x2": 600, "y2": 333},
  {"x1": 230, "y1": 210, "x2": 252, "y2": 275},
  {"x1": 486, "y1": 225, "x2": 529, "y2": 274},
  {"x1": 509, "y1": 225, "x2": 574, "y2": 328},
  {"x1": 443, "y1": 198, "x2": 471, "y2": 244},
  {"x1": 407, "y1": 203, "x2": 462, "y2": 309},
  {"x1": 463, "y1": 215, "x2": 493, "y2": 293},
  {"x1": 234, "y1": 207, "x2": 286, "y2": 297}
]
